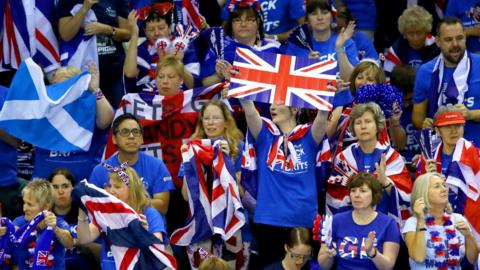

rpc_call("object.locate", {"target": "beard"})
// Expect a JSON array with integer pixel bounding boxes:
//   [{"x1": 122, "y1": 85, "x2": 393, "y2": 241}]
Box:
[{"x1": 443, "y1": 47, "x2": 465, "y2": 65}]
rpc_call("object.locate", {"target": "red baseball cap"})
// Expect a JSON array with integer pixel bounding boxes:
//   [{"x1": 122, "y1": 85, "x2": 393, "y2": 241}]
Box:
[{"x1": 435, "y1": 111, "x2": 466, "y2": 127}]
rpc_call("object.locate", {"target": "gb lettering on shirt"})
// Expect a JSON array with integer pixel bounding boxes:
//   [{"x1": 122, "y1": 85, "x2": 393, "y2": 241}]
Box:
[{"x1": 338, "y1": 236, "x2": 377, "y2": 260}]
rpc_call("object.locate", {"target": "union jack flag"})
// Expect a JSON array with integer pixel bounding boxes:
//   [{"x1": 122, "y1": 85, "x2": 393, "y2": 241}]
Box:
[
  {"x1": 326, "y1": 142, "x2": 412, "y2": 227},
  {"x1": 418, "y1": 138, "x2": 480, "y2": 240},
  {"x1": 174, "y1": 0, "x2": 203, "y2": 32},
  {"x1": 228, "y1": 48, "x2": 336, "y2": 110},
  {"x1": 170, "y1": 140, "x2": 245, "y2": 246},
  {"x1": 73, "y1": 181, "x2": 178, "y2": 270}
]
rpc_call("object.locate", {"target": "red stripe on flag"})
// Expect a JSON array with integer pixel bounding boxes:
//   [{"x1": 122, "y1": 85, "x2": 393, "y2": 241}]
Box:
[
  {"x1": 301, "y1": 59, "x2": 335, "y2": 73},
  {"x1": 273, "y1": 54, "x2": 292, "y2": 103},
  {"x1": 305, "y1": 93, "x2": 333, "y2": 110},
  {"x1": 85, "y1": 201, "x2": 137, "y2": 214},
  {"x1": 35, "y1": 29, "x2": 60, "y2": 62},
  {"x1": 119, "y1": 247, "x2": 138, "y2": 270}
]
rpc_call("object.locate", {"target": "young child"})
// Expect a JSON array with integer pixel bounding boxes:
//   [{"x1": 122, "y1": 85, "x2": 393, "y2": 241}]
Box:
[{"x1": 2, "y1": 180, "x2": 73, "y2": 270}]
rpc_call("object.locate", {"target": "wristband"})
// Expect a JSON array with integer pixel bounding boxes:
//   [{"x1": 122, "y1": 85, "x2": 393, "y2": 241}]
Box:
[
  {"x1": 78, "y1": 217, "x2": 88, "y2": 222},
  {"x1": 95, "y1": 89, "x2": 104, "y2": 100},
  {"x1": 416, "y1": 227, "x2": 427, "y2": 232},
  {"x1": 382, "y1": 182, "x2": 392, "y2": 189},
  {"x1": 111, "y1": 27, "x2": 116, "y2": 36},
  {"x1": 335, "y1": 47, "x2": 346, "y2": 54},
  {"x1": 367, "y1": 248, "x2": 377, "y2": 258}
]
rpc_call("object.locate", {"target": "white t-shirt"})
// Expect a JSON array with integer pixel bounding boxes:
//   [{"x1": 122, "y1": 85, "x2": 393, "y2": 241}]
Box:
[{"x1": 402, "y1": 213, "x2": 467, "y2": 269}]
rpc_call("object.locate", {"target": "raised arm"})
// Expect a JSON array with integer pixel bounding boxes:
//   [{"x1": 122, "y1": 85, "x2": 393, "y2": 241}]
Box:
[
  {"x1": 44, "y1": 211, "x2": 74, "y2": 249},
  {"x1": 312, "y1": 109, "x2": 329, "y2": 145},
  {"x1": 405, "y1": 199, "x2": 427, "y2": 263},
  {"x1": 88, "y1": 64, "x2": 114, "y2": 129},
  {"x1": 123, "y1": 11, "x2": 140, "y2": 79},
  {"x1": 59, "y1": 0, "x2": 98, "y2": 42},
  {"x1": 335, "y1": 21, "x2": 356, "y2": 81},
  {"x1": 239, "y1": 99, "x2": 262, "y2": 140}
]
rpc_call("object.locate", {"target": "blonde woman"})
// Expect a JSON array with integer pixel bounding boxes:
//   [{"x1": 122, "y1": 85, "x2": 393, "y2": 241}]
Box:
[{"x1": 403, "y1": 172, "x2": 478, "y2": 269}]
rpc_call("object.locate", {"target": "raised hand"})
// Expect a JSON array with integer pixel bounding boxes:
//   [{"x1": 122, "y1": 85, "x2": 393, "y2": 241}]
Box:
[
  {"x1": 365, "y1": 231, "x2": 376, "y2": 256},
  {"x1": 335, "y1": 21, "x2": 355, "y2": 49}
]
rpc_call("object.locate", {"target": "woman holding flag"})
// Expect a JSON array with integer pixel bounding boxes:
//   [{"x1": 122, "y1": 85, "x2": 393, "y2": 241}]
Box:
[
  {"x1": 173, "y1": 100, "x2": 248, "y2": 269},
  {"x1": 0, "y1": 180, "x2": 73, "y2": 270},
  {"x1": 238, "y1": 88, "x2": 330, "y2": 267},
  {"x1": 403, "y1": 172, "x2": 478, "y2": 269},
  {"x1": 77, "y1": 164, "x2": 168, "y2": 269},
  {"x1": 318, "y1": 173, "x2": 400, "y2": 270}
]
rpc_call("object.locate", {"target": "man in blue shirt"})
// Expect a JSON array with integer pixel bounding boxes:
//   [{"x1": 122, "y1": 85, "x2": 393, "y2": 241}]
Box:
[
  {"x1": 413, "y1": 17, "x2": 480, "y2": 147},
  {"x1": 89, "y1": 113, "x2": 175, "y2": 215}
]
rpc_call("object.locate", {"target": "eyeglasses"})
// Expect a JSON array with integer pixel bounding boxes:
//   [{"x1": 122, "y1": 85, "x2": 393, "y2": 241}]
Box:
[
  {"x1": 52, "y1": 183, "x2": 72, "y2": 191},
  {"x1": 202, "y1": 116, "x2": 225, "y2": 123},
  {"x1": 232, "y1": 17, "x2": 257, "y2": 24},
  {"x1": 288, "y1": 249, "x2": 312, "y2": 262},
  {"x1": 116, "y1": 128, "x2": 143, "y2": 137}
]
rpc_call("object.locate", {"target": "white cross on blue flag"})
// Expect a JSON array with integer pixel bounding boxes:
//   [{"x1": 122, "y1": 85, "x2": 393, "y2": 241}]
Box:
[{"x1": 0, "y1": 58, "x2": 95, "y2": 151}]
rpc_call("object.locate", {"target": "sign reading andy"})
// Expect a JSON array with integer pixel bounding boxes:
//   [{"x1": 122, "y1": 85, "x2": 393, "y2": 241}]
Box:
[
  {"x1": 0, "y1": 58, "x2": 95, "y2": 152},
  {"x1": 228, "y1": 48, "x2": 336, "y2": 110}
]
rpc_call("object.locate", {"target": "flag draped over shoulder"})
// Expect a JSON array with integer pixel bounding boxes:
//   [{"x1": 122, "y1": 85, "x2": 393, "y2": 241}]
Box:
[
  {"x1": 0, "y1": 0, "x2": 59, "y2": 72},
  {"x1": 72, "y1": 180, "x2": 177, "y2": 270},
  {"x1": 442, "y1": 139, "x2": 480, "y2": 239},
  {"x1": 326, "y1": 142, "x2": 412, "y2": 226},
  {"x1": 170, "y1": 139, "x2": 245, "y2": 246},
  {"x1": 103, "y1": 83, "x2": 223, "y2": 187},
  {"x1": 0, "y1": 58, "x2": 95, "y2": 152}
]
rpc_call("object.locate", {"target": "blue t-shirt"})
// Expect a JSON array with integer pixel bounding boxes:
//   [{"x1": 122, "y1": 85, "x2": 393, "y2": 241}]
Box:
[
  {"x1": 413, "y1": 54, "x2": 480, "y2": 147},
  {"x1": 399, "y1": 106, "x2": 420, "y2": 163},
  {"x1": 221, "y1": 0, "x2": 305, "y2": 34},
  {"x1": 0, "y1": 86, "x2": 17, "y2": 186},
  {"x1": 282, "y1": 33, "x2": 359, "y2": 76},
  {"x1": 332, "y1": 211, "x2": 400, "y2": 270},
  {"x1": 100, "y1": 206, "x2": 167, "y2": 270},
  {"x1": 33, "y1": 128, "x2": 107, "y2": 183},
  {"x1": 406, "y1": 48, "x2": 424, "y2": 70},
  {"x1": 12, "y1": 215, "x2": 70, "y2": 270},
  {"x1": 343, "y1": 0, "x2": 377, "y2": 31},
  {"x1": 446, "y1": 0, "x2": 480, "y2": 52},
  {"x1": 89, "y1": 151, "x2": 175, "y2": 196},
  {"x1": 353, "y1": 31, "x2": 378, "y2": 60},
  {"x1": 253, "y1": 122, "x2": 320, "y2": 227}
]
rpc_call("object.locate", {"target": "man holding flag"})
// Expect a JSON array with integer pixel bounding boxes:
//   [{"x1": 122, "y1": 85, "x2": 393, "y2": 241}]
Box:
[{"x1": 417, "y1": 104, "x2": 480, "y2": 241}]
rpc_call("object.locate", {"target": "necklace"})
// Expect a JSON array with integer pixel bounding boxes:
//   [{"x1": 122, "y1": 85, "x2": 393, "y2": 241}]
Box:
[{"x1": 425, "y1": 213, "x2": 461, "y2": 269}]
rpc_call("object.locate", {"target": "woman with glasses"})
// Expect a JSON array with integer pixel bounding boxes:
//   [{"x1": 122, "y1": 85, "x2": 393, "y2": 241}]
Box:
[
  {"x1": 319, "y1": 173, "x2": 401, "y2": 270},
  {"x1": 281, "y1": 0, "x2": 359, "y2": 81},
  {"x1": 47, "y1": 169, "x2": 99, "y2": 270},
  {"x1": 177, "y1": 100, "x2": 248, "y2": 269},
  {"x1": 201, "y1": 0, "x2": 281, "y2": 86},
  {"x1": 264, "y1": 227, "x2": 315, "y2": 270},
  {"x1": 123, "y1": 3, "x2": 195, "y2": 93}
]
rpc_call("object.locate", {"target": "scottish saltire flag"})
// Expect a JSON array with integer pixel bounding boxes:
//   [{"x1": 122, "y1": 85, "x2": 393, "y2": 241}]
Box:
[
  {"x1": 170, "y1": 140, "x2": 245, "y2": 246},
  {"x1": 0, "y1": 0, "x2": 59, "y2": 72},
  {"x1": 228, "y1": 48, "x2": 336, "y2": 110},
  {"x1": 103, "y1": 83, "x2": 224, "y2": 187},
  {"x1": 73, "y1": 180, "x2": 178, "y2": 270},
  {"x1": 32, "y1": 0, "x2": 60, "y2": 73},
  {"x1": 326, "y1": 142, "x2": 412, "y2": 227},
  {"x1": 60, "y1": 4, "x2": 98, "y2": 72},
  {"x1": 0, "y1": 58, "x2": 95, "y2": 151}
]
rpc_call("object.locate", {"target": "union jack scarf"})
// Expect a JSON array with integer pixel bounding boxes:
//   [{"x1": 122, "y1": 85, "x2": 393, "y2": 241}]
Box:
[
  {"x1": 428, "y1": 52, "x2": 470, "y2": 118},
  {"x1": 11, "y1": 212, "x2": 57, "y2": 270},
  {"x1": 418, "y1": 138, "x2": 480, "y2": 240},
  {"x1": 326, "y1": 142, "x2": 412, "y2": 227},
  {"x1": 72, "y1": 180, "x2": 177, "y2": 270},
  {"x1": 0, "y1": 218, "x2": 14, "y2": 267},
  {"x1": 170, "y1": 139, "x2": 245, "y2": 246}
]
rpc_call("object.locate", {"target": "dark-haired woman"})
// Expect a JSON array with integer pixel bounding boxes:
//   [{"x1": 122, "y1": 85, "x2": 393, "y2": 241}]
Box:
[{"x1": 319, "y1": 173, "x2": 400, "y2": 270}]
